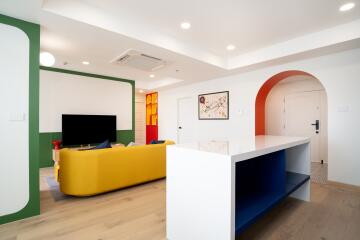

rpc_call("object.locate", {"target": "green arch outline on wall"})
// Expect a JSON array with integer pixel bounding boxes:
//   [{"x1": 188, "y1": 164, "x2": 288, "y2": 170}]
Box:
[
  {"x1": 38, "y1": 66, "x2": 136, "y2": 168},
  {"x1": 0, "y1": 14, "x2": 40, "y2": 224}
]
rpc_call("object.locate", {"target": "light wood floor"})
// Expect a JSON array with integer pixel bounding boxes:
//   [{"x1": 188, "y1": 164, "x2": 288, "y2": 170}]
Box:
[{"x1": 1, "y1": 168, "x2": 360, "y2": 240}]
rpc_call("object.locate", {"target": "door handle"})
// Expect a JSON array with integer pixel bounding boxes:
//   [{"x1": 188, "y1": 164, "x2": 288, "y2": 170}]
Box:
[{"x1": 311, "y1": 120, "x2": 320, "y2": 131}]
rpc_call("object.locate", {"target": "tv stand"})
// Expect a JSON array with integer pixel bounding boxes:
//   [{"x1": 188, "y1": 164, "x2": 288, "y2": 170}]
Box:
[{"x1": 80, "y1": 144, "x2": 91, "y2": 148}]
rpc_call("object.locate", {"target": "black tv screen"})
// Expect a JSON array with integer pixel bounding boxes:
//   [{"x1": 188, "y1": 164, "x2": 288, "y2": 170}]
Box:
[{"x1": 62, "y1": 114, "x2": 117, "y2": 146}]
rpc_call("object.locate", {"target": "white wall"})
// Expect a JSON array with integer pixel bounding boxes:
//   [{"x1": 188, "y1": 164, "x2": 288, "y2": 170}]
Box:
[
  {"x1": 0, "y1": 23, "x2": 29, "y2": 217},
  {"x1": 158, "y1": 48, "x2": 360, "y2": 186},
  {"x1": 40, "y1": 70, "x2": 132, "y2": 133},
  {"x1": 265, "y1": 76, "x2": 328, "y2": 162}
]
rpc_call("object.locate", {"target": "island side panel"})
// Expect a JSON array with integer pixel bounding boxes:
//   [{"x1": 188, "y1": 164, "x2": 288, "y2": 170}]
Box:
[
  {"x1": 285, "y1": 143, "x2": 311, "y2": 201},
  {"x1": 166, "y1": 146, "x2": 234, "y2": 240}
]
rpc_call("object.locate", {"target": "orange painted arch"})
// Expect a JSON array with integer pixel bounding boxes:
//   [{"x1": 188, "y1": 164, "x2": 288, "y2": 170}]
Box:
[{"x1": 255, "y1": 70, "x2": 316, "y2": 136}]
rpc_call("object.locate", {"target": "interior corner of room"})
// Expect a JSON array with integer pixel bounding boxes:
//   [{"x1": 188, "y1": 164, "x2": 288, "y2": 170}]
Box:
[{"x1": 1, "y1": 1, "x2": 360, "y2": 239}]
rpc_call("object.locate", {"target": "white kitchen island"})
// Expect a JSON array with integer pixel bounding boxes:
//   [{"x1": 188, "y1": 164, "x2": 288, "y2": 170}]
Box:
[{"x1": 166, "y1": 135, "x2": 310, "y2": 240}]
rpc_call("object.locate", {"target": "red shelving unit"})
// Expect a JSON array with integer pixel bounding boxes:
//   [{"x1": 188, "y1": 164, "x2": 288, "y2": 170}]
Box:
[{"x1": 146, "y1": 92, "x2": 158, "y2": 144}]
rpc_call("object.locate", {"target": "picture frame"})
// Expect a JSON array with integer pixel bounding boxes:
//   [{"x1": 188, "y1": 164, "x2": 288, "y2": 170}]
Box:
[{"x1": 198, "y1": 91, "x2": 229, "y2": 120}]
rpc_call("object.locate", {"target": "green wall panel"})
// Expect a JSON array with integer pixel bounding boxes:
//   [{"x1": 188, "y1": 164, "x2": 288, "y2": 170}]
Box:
[
  {"x1": 39, "y1": 132, "x2": 62, "y2": 168},
  {"x1": 0, "y1": 14, "x2": 40, "y2": 224},
  {"x1": 117, "y1": 130, "x2": 135, "y2": 146},
  {"x1": 39, "y1": 130, "x2": 135, "y2": 168}
]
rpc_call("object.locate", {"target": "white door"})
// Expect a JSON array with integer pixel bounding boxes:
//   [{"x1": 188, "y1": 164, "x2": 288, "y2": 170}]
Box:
[
  {"x1": 177, "y1": 98, "x2": 196, "y2": 143},
  {"x1": 135, "y1": 101, "x2": 146, "y2": 144},
  {"x1": 135, "y1": 93, "x2": 146, "y2": 144},
  {"x1": 284, "y1": 91, "x2": 323, "y2": 163}
]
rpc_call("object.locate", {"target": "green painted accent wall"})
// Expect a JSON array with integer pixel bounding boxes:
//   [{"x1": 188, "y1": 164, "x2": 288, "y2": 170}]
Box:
[
  {"x1": 0, "y1": 14, "x2": 40, "y2": 224},
  {"x1": 39, "y1": 67, "x2": 135, "y2": 168},
  {"x1": 39, "y1": 132, "x2": 62, "y2": 168}
]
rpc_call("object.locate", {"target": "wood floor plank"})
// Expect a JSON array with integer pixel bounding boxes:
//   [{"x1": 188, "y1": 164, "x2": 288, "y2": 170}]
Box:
[{"x1": 0, "y1": 169, "x2": 360, "y2": 240}]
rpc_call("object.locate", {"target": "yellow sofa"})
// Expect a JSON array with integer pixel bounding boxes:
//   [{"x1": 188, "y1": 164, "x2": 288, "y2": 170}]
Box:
[{"x1": 56, "y1": 141, "x2": 174, "y2": 196}]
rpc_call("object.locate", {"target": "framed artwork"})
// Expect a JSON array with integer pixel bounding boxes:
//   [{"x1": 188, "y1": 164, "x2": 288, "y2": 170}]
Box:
[{"x1": 198, "y1": 91, "x2": 229, "y2": 120}]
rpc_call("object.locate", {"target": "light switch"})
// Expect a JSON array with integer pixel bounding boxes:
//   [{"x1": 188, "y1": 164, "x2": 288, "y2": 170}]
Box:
[{"x1": 9, "y1": 113, "x2": 26, "y2": 121}]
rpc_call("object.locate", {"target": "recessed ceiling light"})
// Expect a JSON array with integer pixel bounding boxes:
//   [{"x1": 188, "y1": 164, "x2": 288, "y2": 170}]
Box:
[
  {"x1": 149, "y1": 74, "x2": 155, "y2": 78},
  {"x1": 40, "y1": 52, "x2": 55, "y2": 66},
  {"x1": 339, "y1": 2, "x2": 355, "y2": 11},
  {"x1": 180, "y1": 22, "x2": 191, "y2": 29},
  {"x1": 82, "y1": 61, "x2": 90, "y2": 65},
  {"x1": 139, "y1": 89, "x2": 144, "y2": 93},
  {"x1": 226, "y1": 45, "x2": 236, "y2": 51}
]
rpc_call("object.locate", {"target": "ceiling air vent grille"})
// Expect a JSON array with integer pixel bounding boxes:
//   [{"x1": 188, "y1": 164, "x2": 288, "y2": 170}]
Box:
[{"x1": 111, "y1": 49, "x2": 166, "y2": 71}]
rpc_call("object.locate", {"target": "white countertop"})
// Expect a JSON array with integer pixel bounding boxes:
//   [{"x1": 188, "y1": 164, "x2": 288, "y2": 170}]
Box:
[{"x1": 167, "y1": 135, "x2": 310, "y2": 161}]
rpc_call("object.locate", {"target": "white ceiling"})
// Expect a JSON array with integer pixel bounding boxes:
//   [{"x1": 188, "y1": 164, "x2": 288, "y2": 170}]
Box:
[
  {"x1": 1, "y1": 0, "x2": 360, "y2": 90},
  {"x1": 39, "y1": 12, "x2": 226, "y2": 90},
  {"x1": 77, "y1": 0, "x2": 360, "y2": 57}
]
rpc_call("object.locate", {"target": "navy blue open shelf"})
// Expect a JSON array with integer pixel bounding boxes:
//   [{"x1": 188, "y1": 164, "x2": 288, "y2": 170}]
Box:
[
  {"x1": 285, "y1": 172, "x2": 310, "y2": 195},
  {"x1": 235, "y1": 150, "x2": 310, "y2": 235}
]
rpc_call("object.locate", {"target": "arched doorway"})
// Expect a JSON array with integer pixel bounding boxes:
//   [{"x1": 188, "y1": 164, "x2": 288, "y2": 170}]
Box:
[{"x1": 255, "y1": 70, "x2": 328, "y2": 183}]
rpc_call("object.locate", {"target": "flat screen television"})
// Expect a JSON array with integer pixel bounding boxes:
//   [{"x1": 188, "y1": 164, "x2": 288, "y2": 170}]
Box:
[{"x1": 62, "y1": 114, "x2": 117, "y2": 146}]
